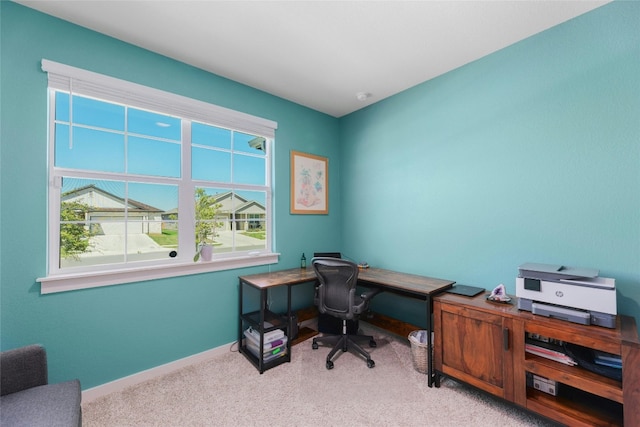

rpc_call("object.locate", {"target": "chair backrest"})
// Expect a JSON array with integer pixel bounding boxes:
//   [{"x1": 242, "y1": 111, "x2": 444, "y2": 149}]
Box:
[
  {"x1": 312, "y1": 257, "x2": 359, "y2": 320},
  {"x1": 313, "y1": 252, "x2": 342, "y2": 259}
]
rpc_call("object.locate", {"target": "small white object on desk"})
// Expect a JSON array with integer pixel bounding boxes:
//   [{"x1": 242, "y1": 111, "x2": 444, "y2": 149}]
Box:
[{"x1": 487, "y1": 283, "x2": 511, "y2": 303}]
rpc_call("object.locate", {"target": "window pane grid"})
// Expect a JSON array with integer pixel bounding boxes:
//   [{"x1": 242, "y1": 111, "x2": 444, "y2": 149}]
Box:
[
  {"x1": 50, "y1": 86, "x2": 272, "y2": 279},
  {"x1": 55, "y1": 92, "x2": 183, "y2": 179}
]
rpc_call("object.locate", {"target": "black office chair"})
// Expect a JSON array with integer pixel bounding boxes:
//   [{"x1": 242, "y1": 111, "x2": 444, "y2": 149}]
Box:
[
  {"x1": 311, "y1": 257, "x2": 381, "y2": 369},
  {"x1": 312, "y1": 252, "x2": 356, "y2": 334}
]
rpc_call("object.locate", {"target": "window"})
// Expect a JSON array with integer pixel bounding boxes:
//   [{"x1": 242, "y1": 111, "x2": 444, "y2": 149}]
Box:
[{"x1": 39, "y1": 60, "x2": 278, "y2": 293}]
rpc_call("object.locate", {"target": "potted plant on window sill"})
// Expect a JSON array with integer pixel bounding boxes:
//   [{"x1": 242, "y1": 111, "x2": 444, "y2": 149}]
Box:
[
  {"x1": 194, "y1": 188, "x2": 223, "y2": 262},
  {"x1": 193, "y1": 242, "x2": 213, "y2": 262}
]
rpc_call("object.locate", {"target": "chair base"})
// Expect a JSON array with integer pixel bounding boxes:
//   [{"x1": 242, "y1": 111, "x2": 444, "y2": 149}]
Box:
[
  {"x1": 312, "y1": 331, "x2": 377, "y2": 369},
  {"x1": 318, "y1": 312, "x2": 358, "y2": 334}
]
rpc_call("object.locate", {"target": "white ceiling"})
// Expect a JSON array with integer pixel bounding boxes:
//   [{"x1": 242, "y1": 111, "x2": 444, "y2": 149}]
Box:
[{"x1": 17, "y1": 1, "x2": 610, "y2": 117}]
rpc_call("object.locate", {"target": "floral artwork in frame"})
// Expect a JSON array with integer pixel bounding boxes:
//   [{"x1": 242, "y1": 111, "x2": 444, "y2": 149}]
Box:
[{"x1": 290, "y1": 150, "x2": 328, "y2": 214}]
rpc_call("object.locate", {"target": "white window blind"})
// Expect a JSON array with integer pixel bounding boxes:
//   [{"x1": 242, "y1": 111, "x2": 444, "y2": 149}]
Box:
[{"x1": 41, "y1": 59, "x2": 277, "y2": 138}]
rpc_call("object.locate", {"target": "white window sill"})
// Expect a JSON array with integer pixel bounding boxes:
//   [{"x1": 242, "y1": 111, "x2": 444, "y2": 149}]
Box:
[{"x1": 37, "y1": 253, "x2": 280, "y2": 294}]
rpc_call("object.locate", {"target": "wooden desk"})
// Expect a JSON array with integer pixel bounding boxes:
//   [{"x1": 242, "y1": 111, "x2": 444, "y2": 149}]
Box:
[{"x1": 238, "y1": 267, "x2": 454, "y2": 385}]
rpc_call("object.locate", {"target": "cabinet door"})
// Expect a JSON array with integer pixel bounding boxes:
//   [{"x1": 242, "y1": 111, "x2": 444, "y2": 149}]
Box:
[{"x1": 435, "y1": 302, "x2": 514, "y2": 399}]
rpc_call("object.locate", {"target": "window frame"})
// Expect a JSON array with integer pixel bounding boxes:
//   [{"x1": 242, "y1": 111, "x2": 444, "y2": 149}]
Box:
[{"x1": 38, "y1": 60, "x2": 279, "y2": 294}]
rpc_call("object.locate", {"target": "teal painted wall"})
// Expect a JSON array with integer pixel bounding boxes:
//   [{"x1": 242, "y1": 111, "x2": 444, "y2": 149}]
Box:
[
  {"x1": 340, "y1": 1, "x2": 640, "y2": 327},
  {"x1": 0, "y1": 2, "x2": 341, "y2": 388},
  {"x1": 2, "y1": 1, "x2": 639, "y2": 390}
]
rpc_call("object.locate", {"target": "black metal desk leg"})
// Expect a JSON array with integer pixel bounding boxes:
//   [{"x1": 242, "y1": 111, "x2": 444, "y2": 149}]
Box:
[
  {"x1": 287, "y1": 285, "x2": 292, "y2": 354},
  {"x1": 426, "y1": 294, "x2": 433, "y2": 387},
  {"x1": 258, "y1": 288, "x2": 267, "y2": 373}
]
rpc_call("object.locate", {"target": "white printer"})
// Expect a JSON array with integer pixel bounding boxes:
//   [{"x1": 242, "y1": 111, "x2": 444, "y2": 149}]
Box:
[{"x1": 516, "y1": 263, "x2": 616, "y2": 328}]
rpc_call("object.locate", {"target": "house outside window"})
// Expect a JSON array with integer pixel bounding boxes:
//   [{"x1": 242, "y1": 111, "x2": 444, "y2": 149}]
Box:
[{"x1": 39, "y1": 60, "x2": 278, "y2": 293}]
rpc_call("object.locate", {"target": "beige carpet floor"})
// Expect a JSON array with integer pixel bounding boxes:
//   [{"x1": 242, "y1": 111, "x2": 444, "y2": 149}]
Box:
[{"x1": 82, "y1": 327, "x2": 556, "y2": 426}]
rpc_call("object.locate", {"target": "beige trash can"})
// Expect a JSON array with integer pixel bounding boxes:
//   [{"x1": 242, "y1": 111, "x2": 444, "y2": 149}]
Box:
[{"x1": 408, "y1": 330, "x2": 430, "y2": 374}]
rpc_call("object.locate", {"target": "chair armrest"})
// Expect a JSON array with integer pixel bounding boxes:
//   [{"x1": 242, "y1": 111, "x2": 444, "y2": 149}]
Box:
[
  {"x1": 0, "y1": 344, "x2": 48, "y2": 396},
  {"x1": 360, "y1": 287, "x2": 382, "y2": 302}
]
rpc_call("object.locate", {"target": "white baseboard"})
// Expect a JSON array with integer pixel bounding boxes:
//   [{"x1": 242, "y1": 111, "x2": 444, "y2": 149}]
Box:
[
  {"x1": 81, "y1": 341, "x2": 234, "y2": 403},
  {"x1": 82, "y1": 317, "x2": 319, "y2": 403}
]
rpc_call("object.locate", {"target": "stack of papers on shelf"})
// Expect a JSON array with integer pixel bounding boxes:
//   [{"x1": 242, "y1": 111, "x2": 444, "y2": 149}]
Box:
[
  {"x1": 245, "y1": 326, "x2": 285, "y2": 344},
  {"x1": 525, "y1": 339, "x2": 577, "y2": 366},
  {"x1": 245, "y1": 341, "x2": 287, "y2": 362},
  {"x1": 243, "y1": 328, "x2": 288, "y2": 362},
  {"x1": 244, "y1": 328, "x2": 288, "y2": 351}
]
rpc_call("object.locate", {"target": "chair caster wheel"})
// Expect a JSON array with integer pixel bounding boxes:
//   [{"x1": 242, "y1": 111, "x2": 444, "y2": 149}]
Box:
[
  {"x1": 367, "y1": 359, "x2": 375, "y2": 368},
  {"x1": 369, "y1": 340, "x2": 377, "y2": 348},
  {"x1": 326, "y1": 360, "x2": 334, "y2": 370},
  {"x1": 312, "y1": 340, "x2": 318, "y2": 350}
]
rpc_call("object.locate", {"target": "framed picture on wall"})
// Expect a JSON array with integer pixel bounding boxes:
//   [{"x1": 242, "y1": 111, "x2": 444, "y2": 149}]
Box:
[{"x1": 290, "y1": 150, "x2": 328, "y2": 214}]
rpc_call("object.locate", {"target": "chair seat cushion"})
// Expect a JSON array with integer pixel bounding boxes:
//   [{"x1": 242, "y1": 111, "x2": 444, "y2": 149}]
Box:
[{"x1": 0, "y1": 380, "x2": 81, "y2": 427}]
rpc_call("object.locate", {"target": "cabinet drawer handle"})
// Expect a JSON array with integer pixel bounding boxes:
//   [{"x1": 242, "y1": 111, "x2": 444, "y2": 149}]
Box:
[{"x1": 503, "y1": 328, "x2": 509, "y2": 351}]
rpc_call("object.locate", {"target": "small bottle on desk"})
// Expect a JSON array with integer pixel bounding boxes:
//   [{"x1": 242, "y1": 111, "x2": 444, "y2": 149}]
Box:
[{"x1": 300, "y1": 253, "x2": 306, "y2": 269}]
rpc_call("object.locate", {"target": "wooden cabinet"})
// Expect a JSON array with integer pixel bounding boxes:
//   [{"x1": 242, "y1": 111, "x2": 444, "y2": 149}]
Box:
[
  {"x1": 433, "y1": 293, "x2": 639, "y2": 426},
  {"x1": 435, "y1": 301, "x2": 516, "y2": 400}
]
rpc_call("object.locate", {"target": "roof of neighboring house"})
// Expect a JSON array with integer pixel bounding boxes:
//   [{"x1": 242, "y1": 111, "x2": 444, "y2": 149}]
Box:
[
  {"x1": 62, "y1": 185, "x2": 164, "y2": 213},
  {"x1": 212, "y1": 191, "x2": 247, "y2": 204},
  {"x1": 236, "y1": 200, "x2": 265, "y2": 212},
  {"x1": 162, "y1": 191, "x2": 266, "y2": 215},
  {"x1": 213, "y1": 191, "x2": 265, "y2": 212}
]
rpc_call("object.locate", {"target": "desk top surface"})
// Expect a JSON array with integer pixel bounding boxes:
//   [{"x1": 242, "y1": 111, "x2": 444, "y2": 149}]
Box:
[
  {"x1": 239, "y1": 267, "x2": 455, "y2": 296},
  {"x1": 239, "y1": 268, "x2": 316, "y2": 288},
  {"x1": 359, "y1": 268, "x2": 455, "y2": 296}
]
